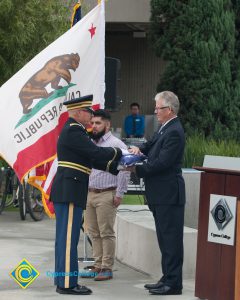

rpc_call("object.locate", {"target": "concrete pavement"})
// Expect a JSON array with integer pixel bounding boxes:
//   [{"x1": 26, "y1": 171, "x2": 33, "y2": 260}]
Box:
[{"x1": 0, "y1": 210, "x2": 199, "y2": 300}]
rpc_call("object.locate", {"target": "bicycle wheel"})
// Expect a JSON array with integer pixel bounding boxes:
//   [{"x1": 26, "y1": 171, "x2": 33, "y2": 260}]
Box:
[
  {"x1": 10, "y1": 173, "x2": 19, "y2": 208},
  {"x1": 18, "y1": 183, "x2": 26, "y2": 220},
  {"x1": 25, "y1": 183, "x2": 44, "y2": 221},
  {"x1": 0, "y1": 169, "x2": 13, "y2": 214}
]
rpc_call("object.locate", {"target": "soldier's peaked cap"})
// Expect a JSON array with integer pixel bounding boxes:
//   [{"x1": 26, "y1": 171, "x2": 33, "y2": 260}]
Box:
[{"x1": 63, "y1": 94, "x2": 94, "y2": 112}]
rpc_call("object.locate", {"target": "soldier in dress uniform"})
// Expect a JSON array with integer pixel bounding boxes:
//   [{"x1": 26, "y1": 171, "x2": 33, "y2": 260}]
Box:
[{"x1": 50, "y1": 95, "x2": 123, "y2": 295}]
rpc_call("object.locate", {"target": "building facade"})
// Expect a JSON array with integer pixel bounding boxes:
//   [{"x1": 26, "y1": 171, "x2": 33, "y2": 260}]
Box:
[{"x1": 84, "y1": 0, "x2": 165, "y2": 136}]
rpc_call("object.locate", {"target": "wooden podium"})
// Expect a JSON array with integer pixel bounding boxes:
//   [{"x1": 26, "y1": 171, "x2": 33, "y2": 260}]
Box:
[{"x1": 194, "y1": 166, "x2": 240, "y2": 300}]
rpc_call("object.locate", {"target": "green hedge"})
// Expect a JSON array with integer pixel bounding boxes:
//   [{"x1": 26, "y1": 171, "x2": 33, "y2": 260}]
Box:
[{"x1": 184, "y1": 134, "x2": 240, "y2": 168}]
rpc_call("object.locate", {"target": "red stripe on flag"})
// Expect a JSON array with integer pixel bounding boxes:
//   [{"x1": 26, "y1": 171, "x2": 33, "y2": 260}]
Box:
[{"x1": 13, "y1": 112, "x2": 68, "y2": 181}]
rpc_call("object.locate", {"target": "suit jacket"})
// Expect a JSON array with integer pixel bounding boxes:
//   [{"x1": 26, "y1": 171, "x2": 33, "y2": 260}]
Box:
[
  {"x1": 135, "y1": 117, "x2": 185, "y2": 206},
  {"x1": 50, "y1": 118, "x2": 122, "y2": 208}
]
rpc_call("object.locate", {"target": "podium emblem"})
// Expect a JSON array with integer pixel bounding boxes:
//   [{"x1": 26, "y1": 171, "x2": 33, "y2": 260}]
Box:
[
  {"x1": 211, "y1": 198, "x2": 233, "y2": 230},
  {"x1": 208, "y1": 194, "x2": 237, "y2": 246}
]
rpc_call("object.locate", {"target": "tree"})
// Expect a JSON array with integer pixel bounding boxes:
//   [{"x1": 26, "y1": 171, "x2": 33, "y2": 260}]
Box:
[
  {"x1": 0, "y1": 0, "x2": 73, "y2": 86},
  {"x1": 231, "y1": 0, "x2": 240, "y2": 136},
  {"x1": 149, "y1": 0, "x2": 240, "y2": 140}
]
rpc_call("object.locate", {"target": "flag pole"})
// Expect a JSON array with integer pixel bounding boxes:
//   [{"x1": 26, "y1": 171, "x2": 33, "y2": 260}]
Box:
[{"x1": 80, "y1": 0, "x2": 105, "y2": 265}]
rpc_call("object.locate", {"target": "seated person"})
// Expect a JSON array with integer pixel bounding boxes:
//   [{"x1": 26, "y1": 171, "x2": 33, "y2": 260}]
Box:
[{"x1": 124, "y1": 102, "x2": 145, "y2": 138}]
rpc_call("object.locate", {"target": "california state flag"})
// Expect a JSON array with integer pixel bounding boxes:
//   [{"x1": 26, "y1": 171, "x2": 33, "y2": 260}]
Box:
[{"x1": 0, "y1": 2, "x2": 105, "y2": 217}]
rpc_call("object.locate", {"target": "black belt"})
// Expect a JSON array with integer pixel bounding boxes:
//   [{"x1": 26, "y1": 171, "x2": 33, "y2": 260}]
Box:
[{"x1": 88, "y1": 187, "x2": 117, "y2": 193}]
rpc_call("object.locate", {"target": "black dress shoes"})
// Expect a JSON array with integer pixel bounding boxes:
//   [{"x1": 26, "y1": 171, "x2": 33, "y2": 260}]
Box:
[
  {"x1": 144, "y1": 280, "x2": 164, "y2": 290},
  {"x1": 56, "y1": 284, "x2": 92, "y2": 295},
  {"x1": 149, "y1": 285, "x2": 182, "y2": 295}
]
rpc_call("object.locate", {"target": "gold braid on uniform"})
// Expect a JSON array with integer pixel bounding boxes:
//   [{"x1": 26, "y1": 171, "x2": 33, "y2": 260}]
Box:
[
  {"x1": 58, "y1": 161, "x2": 91, "y2": 175},
  {"x1": 70, "y1": 123, "x2": 85, "y2": 129},
  {"x1": 106, "y1": 148, "x2": 118, "y2": 172},
  {"x1": 70, "y1": 123, "x2": 82, "y2": 126}
]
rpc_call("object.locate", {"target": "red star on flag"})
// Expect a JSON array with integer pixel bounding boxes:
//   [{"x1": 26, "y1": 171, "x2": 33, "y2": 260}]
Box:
[{"x1": 88, "y1": 23, "x2": 96, "y2": 39}]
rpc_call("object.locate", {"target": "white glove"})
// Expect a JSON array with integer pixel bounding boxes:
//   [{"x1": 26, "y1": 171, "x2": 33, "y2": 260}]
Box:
[{"x1": 120, "y1": 148, "x2": 131, "y2": 155}]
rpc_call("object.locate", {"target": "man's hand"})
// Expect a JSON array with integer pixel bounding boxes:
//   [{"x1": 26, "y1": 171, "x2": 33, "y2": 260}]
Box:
[
  {"x1": 113, "y1": 196, "x2": 122, "y2": 207},
  {"x1": 128, "y1": 146, "x2": 141, "y2": 155}
]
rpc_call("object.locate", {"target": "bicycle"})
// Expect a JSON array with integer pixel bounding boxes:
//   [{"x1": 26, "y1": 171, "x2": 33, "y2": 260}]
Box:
[
  {"x1": 24, "y1": 181, "x2": 44, "y2": 221},
  {"x1": 0, "y1": 167, "x2": 13, "y2": 212},
  {"x1": 0, "y1": 167, "x2": 26, "y2": 218},
  {"x1": 0, "y1": 167, "x2": 44, "y2": 221}
]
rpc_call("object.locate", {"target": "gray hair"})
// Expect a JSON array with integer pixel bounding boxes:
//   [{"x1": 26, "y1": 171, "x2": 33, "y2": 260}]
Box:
[{"x1": 155, "y1": 91, "x2": 180, "y2": 114}]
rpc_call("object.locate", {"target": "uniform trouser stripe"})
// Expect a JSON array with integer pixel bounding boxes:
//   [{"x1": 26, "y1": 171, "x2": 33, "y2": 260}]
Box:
[
  {"x1": 54, "y1": 202, "x2": 82, "y2": 288},
  {"x1": 64, "y1": 203, "x2": 74, "y2": 288}
]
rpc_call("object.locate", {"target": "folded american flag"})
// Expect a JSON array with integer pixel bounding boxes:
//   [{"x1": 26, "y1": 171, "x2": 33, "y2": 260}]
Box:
[{"x1": 119, "y1": 154, "x2": 146, "y2": 166}]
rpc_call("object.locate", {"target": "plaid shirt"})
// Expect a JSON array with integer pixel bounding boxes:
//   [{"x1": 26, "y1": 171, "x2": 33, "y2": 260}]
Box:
[{"x1": 89, "y1": 131, "x2": 130, "y2": 198}]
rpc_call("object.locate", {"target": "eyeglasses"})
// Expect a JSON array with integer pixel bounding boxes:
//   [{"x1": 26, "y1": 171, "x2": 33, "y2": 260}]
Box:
[{"x1": 154, "y1": 106, "x2": 169, "y2": 112}]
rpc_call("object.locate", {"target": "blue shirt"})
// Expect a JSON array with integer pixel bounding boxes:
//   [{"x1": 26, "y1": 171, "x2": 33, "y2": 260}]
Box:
[{"x1": 124, "y1": 114, "x2": 145, "y2": 137}]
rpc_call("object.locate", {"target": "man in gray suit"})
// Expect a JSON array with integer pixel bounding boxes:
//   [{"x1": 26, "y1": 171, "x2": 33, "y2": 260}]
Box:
[{"x1": 128, "y1": 91, "x2": 185, "y2": 296}]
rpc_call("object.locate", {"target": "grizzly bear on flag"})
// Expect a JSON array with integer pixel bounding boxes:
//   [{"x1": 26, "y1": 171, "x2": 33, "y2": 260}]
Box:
[{"x1": 19, "y1": 53, "x2": 80, "y2": 114}]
